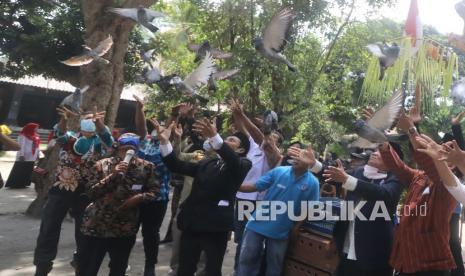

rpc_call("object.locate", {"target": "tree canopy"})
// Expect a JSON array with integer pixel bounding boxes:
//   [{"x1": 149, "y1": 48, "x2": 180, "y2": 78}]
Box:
[{"x1": 3, "y1": 0, "x2": 465, "y2": 152}]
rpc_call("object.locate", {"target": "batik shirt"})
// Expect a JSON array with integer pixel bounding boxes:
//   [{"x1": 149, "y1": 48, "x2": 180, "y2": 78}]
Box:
[
  {"x1": 81, "y1": 156, "x2": 160, "y2": 238},
  {"x1": 50, "y1": 125, "x2": 114, "y2": 194},
  {"x1": 138, "y1": 136, "x2": 170, "y2": 201}
]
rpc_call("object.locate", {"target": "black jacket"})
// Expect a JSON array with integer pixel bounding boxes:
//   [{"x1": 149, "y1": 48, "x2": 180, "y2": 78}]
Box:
[
  {"x1": 333, "y1": 167, "x2": 403, "y2": 271},
  {"x1": 163, "y1": 142, "x2": 251, "y2": 232}
]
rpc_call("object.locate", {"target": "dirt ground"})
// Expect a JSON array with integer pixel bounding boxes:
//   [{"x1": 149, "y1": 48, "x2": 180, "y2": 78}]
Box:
[{"x1": 0, "y1": 154, "x2": 236, "y2": 276}]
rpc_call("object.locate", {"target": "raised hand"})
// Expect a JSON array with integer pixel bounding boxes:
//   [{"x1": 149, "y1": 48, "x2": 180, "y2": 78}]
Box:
[
  {"x1": 396, "y1": 111, "x2": 414, "y2": 132},
  {"x1": 363, "y1": 107, "x2": 375, "y2": 121},
  {"x1": 56, "y1": 106, "x2": 76, "y2": 120},
  {"x1": 439, "y1": 140, "x2": 465, "y2": 164},
  {"x1": 133, "y1": 94, "x2": 144, "y2": 110},
  {"x1": 229, "y1": 98, "x2": 243, "y2": 115},
  {"x1": 323, "y1": 159, "x2": 348, "y2": 183},
  {"x1": 287, "y1": 145, "x2": 316, "y2": 168},
  {"x1": 150, "y1": 119, "x2": 175, "y2": 144},
  {"x1": 173, "y1": 123, "x2": 183, "y2": 141},
  {"x1": 192, "y1": 118, "x2": 217, "y2": 138},
  {"x1": 451, "y1": 110, "x2": 465, "y2": 126},
  {"x1": 415, "y1": 134, "x2": 444, "y2": 160}
]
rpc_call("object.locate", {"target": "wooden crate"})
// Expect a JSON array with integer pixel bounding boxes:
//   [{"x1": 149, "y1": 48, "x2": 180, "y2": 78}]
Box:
[
  {"x1": 286, "y1": 230, "x2": 339, "y2": 273},
  {"x1": 283, "y1": 258, "x2": 332, "y2": 276}
]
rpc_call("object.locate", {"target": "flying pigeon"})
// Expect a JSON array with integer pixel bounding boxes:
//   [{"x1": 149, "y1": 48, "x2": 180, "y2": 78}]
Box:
[
  {"x1": 350, "y1": 89, "x2": 404, "y2": 148},
  {"x1": 60, "y1": 85, "x2": 89, "y2": 114},
  {"x1": 108, "y1": 5, "x2": 165, "y2": 33},
  {"x1": 140, "y1": 49, "x2": 155, "y2": 67},
  {"x1": 187, "y1": 41, "x2": 233, "y2": 62},
  {"x1": 169, "y1": 52, "x2": 216, "y2": 103},
  {"x1": 135, "y1": 67, "x2": 176, "y2": 92},
  {"x1": 366, "y1": 42, "x2": 401, "y2": 80},
  {"x1": 253, "y1": 8, "x2": 296, "y2": 72},
  {"x1": 61, "y1": 35, "x2": 113, "y2": 66},
  {"x1": 263, "y1": 110, "x2": 279, "y2": 135},
  {"x1": 452, "y1": 78, "x2": 465, "y2": 106},
  {"x1": 208, "y1": 68, "x2": 240, "y2": 91}
]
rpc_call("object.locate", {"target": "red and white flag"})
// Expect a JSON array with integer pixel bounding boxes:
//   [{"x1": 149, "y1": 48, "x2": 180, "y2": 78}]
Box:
[{"x1": 404, "y1": 0, "x2": 423, "y2": 50}]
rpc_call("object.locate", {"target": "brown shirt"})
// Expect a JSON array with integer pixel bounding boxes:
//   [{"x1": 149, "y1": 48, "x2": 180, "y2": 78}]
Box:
[{"x1": 380, "y1": 146, "x2": 456, "y2": 273}]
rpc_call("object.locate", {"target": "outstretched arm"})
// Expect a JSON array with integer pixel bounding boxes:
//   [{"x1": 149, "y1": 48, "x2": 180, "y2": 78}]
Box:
[
  {"x1": 153, "y1": 119, "x2": 199, "y2": 177},
  {"x1": 230, "y1": 99, "x2": 264, "y2": 145}
]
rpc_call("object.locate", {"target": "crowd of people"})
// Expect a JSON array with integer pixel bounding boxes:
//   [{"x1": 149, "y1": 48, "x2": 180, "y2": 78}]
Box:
[{"x1": 2, "y1": 95, "x2": 465, "y2": 276}]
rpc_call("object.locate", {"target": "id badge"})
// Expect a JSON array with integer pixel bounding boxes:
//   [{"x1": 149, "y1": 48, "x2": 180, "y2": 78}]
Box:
[{"x1": 132, "y1": 184, "x2": 143, "y2": 191}]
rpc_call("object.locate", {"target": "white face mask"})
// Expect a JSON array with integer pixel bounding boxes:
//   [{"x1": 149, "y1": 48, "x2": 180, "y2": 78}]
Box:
[{"x1": 203, "y1": 140, "x2": 212, "y2": 152}]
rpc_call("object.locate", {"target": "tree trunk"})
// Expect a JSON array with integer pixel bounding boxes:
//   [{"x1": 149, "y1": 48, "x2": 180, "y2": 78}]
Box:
[{"x1": 26, "y1": 0, "x2": 155, "y2": 216}]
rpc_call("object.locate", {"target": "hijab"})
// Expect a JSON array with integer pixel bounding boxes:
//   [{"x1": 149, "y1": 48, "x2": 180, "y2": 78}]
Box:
[{"x1": 20, "y1": 123, "x2": 40, "y2": 155}]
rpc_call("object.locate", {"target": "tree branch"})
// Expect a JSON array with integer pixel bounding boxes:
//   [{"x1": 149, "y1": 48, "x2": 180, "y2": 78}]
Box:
[{"x1": 317, "y1": 0, "x2": 356, "y2": 75}]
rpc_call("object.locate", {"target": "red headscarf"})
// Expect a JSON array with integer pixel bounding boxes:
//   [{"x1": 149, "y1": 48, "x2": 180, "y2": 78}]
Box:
[{"x1": 20, "y1": 123, "x2": 40, "y2": 155}]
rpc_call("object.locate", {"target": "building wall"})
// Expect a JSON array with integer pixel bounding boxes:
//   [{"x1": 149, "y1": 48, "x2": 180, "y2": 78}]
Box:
[{"x1": 0, "y1": 82, "x2": 136, "y2": 130}]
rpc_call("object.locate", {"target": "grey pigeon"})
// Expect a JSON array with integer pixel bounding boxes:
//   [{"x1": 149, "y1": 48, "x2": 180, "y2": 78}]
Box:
[
  {"x1": 140, "y1": 49, "x2": 155, "y2": 67},
  {"x1": 135, "y1": 67, "x2": 175, "y2": 92},
  {"x1": 350, "y1": 89, "x2": 404, "y2": 148},
  {"x1": 169, "y1": 52, "x2": 216, "y2": 99},
  {"x1": 208, "y1": 68, "x2": 240, "y2": 91},
  {"x1": 253, "y1": 8, "x2": 296, "y2": 72},
  {"x1": 366, "y1": 42, "x2": 400, "y2": 80},
  {"x1": 263, "y1": 110, "x2": 278, "y2": 135},
  {"x1": 456, "y1": 1, "x2": 465, "y2": 21},
  {"x1": 60, "y1": 85, "x2": 90, "y2": 114},
  {"x1": 452, "y1": 78, "x2": 465, "y2": 106},
  {"x1": 61, "y1": 35, "x2": 113, "y2": 66},
  {"x1": 108, "y1": 5, "x2": 165, "y2": 33},
  {"x1": 187, "y1": 41, "x2": 233, "y2": 62}
]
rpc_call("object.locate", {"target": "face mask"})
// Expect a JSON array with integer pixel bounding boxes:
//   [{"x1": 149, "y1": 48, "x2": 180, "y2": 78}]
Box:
[
  {"x1": 203, "y1": 140, "x2": 212, "y2": 152},
  {"x1": 151, "y1": 130, "x2": 158, "y2": 138}
]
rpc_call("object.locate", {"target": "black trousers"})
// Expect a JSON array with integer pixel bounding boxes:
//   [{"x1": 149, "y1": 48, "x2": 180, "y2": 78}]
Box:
[
  {"x1": 78, "y1": 235, "x2": 136, "y2": 276},
  {"x1": 450, "y1": 212, "x2": 465, "y2": 276},
  {"x1": 178, "y1": 230, "x2": 229, "y2": 276},
  {"x1": 139, "y1": 200, "x2": 169, "y2": 267},
  {"x1": 33, "y1": 191, "x2": 88, "y2": 271},
  {"x1": 396, "y1": 271, "x2": 451, "y2": 276},
  {"x1": 337, "y1": 258, "x2": 393, "y2": 276}
]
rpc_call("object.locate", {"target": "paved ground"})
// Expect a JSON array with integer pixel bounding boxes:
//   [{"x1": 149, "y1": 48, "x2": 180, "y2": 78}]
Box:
[{"x1": 0, "y1": 153, "x2": 236, "y2": 275}]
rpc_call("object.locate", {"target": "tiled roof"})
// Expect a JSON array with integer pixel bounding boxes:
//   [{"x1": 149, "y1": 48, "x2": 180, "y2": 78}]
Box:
[{"x1": 0, "y1": 75, "x2": 144, "y2": 101}]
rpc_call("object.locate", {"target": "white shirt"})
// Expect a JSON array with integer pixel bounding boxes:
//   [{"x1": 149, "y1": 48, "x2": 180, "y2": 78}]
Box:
[
  {"x1": 444, "y1": 175, "x2": 465, "y2": 205},
  {"x1": 236, "y1": 137, "x2": 270, "y2": 201},
  {"x1": 16, "y1": 135, "x2": 40, "y2": 161}
]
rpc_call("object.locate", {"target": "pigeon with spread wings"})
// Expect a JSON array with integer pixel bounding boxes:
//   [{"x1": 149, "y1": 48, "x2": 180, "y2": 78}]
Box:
[
  {"x1": 108, "y1": 5, "x2": 165, "y2": 33},
  {"x1": 187, "y1": 41, "x2": 233, "y2": 62},
  {"x1": 169, "y1": 52, "x2": 216, "y2": 104},
  {"x1": 208, "y1": 68, "x2": 240, "y2": 91},
  {"x1": 135, "y1": 66, "x2": 176, "y2": 92},
  {"x1": 253, "y1": 8, "x2": 296, "y2": 71},
  {"x1": 350, "y1": 89, "x2": 404, "y2": 149},
  {"x1": 366, "y1": 42, "x2": 400, "y2": 80},
  {"x1": 61, "y1": 35, "x2": 113, "y2": 66}
]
